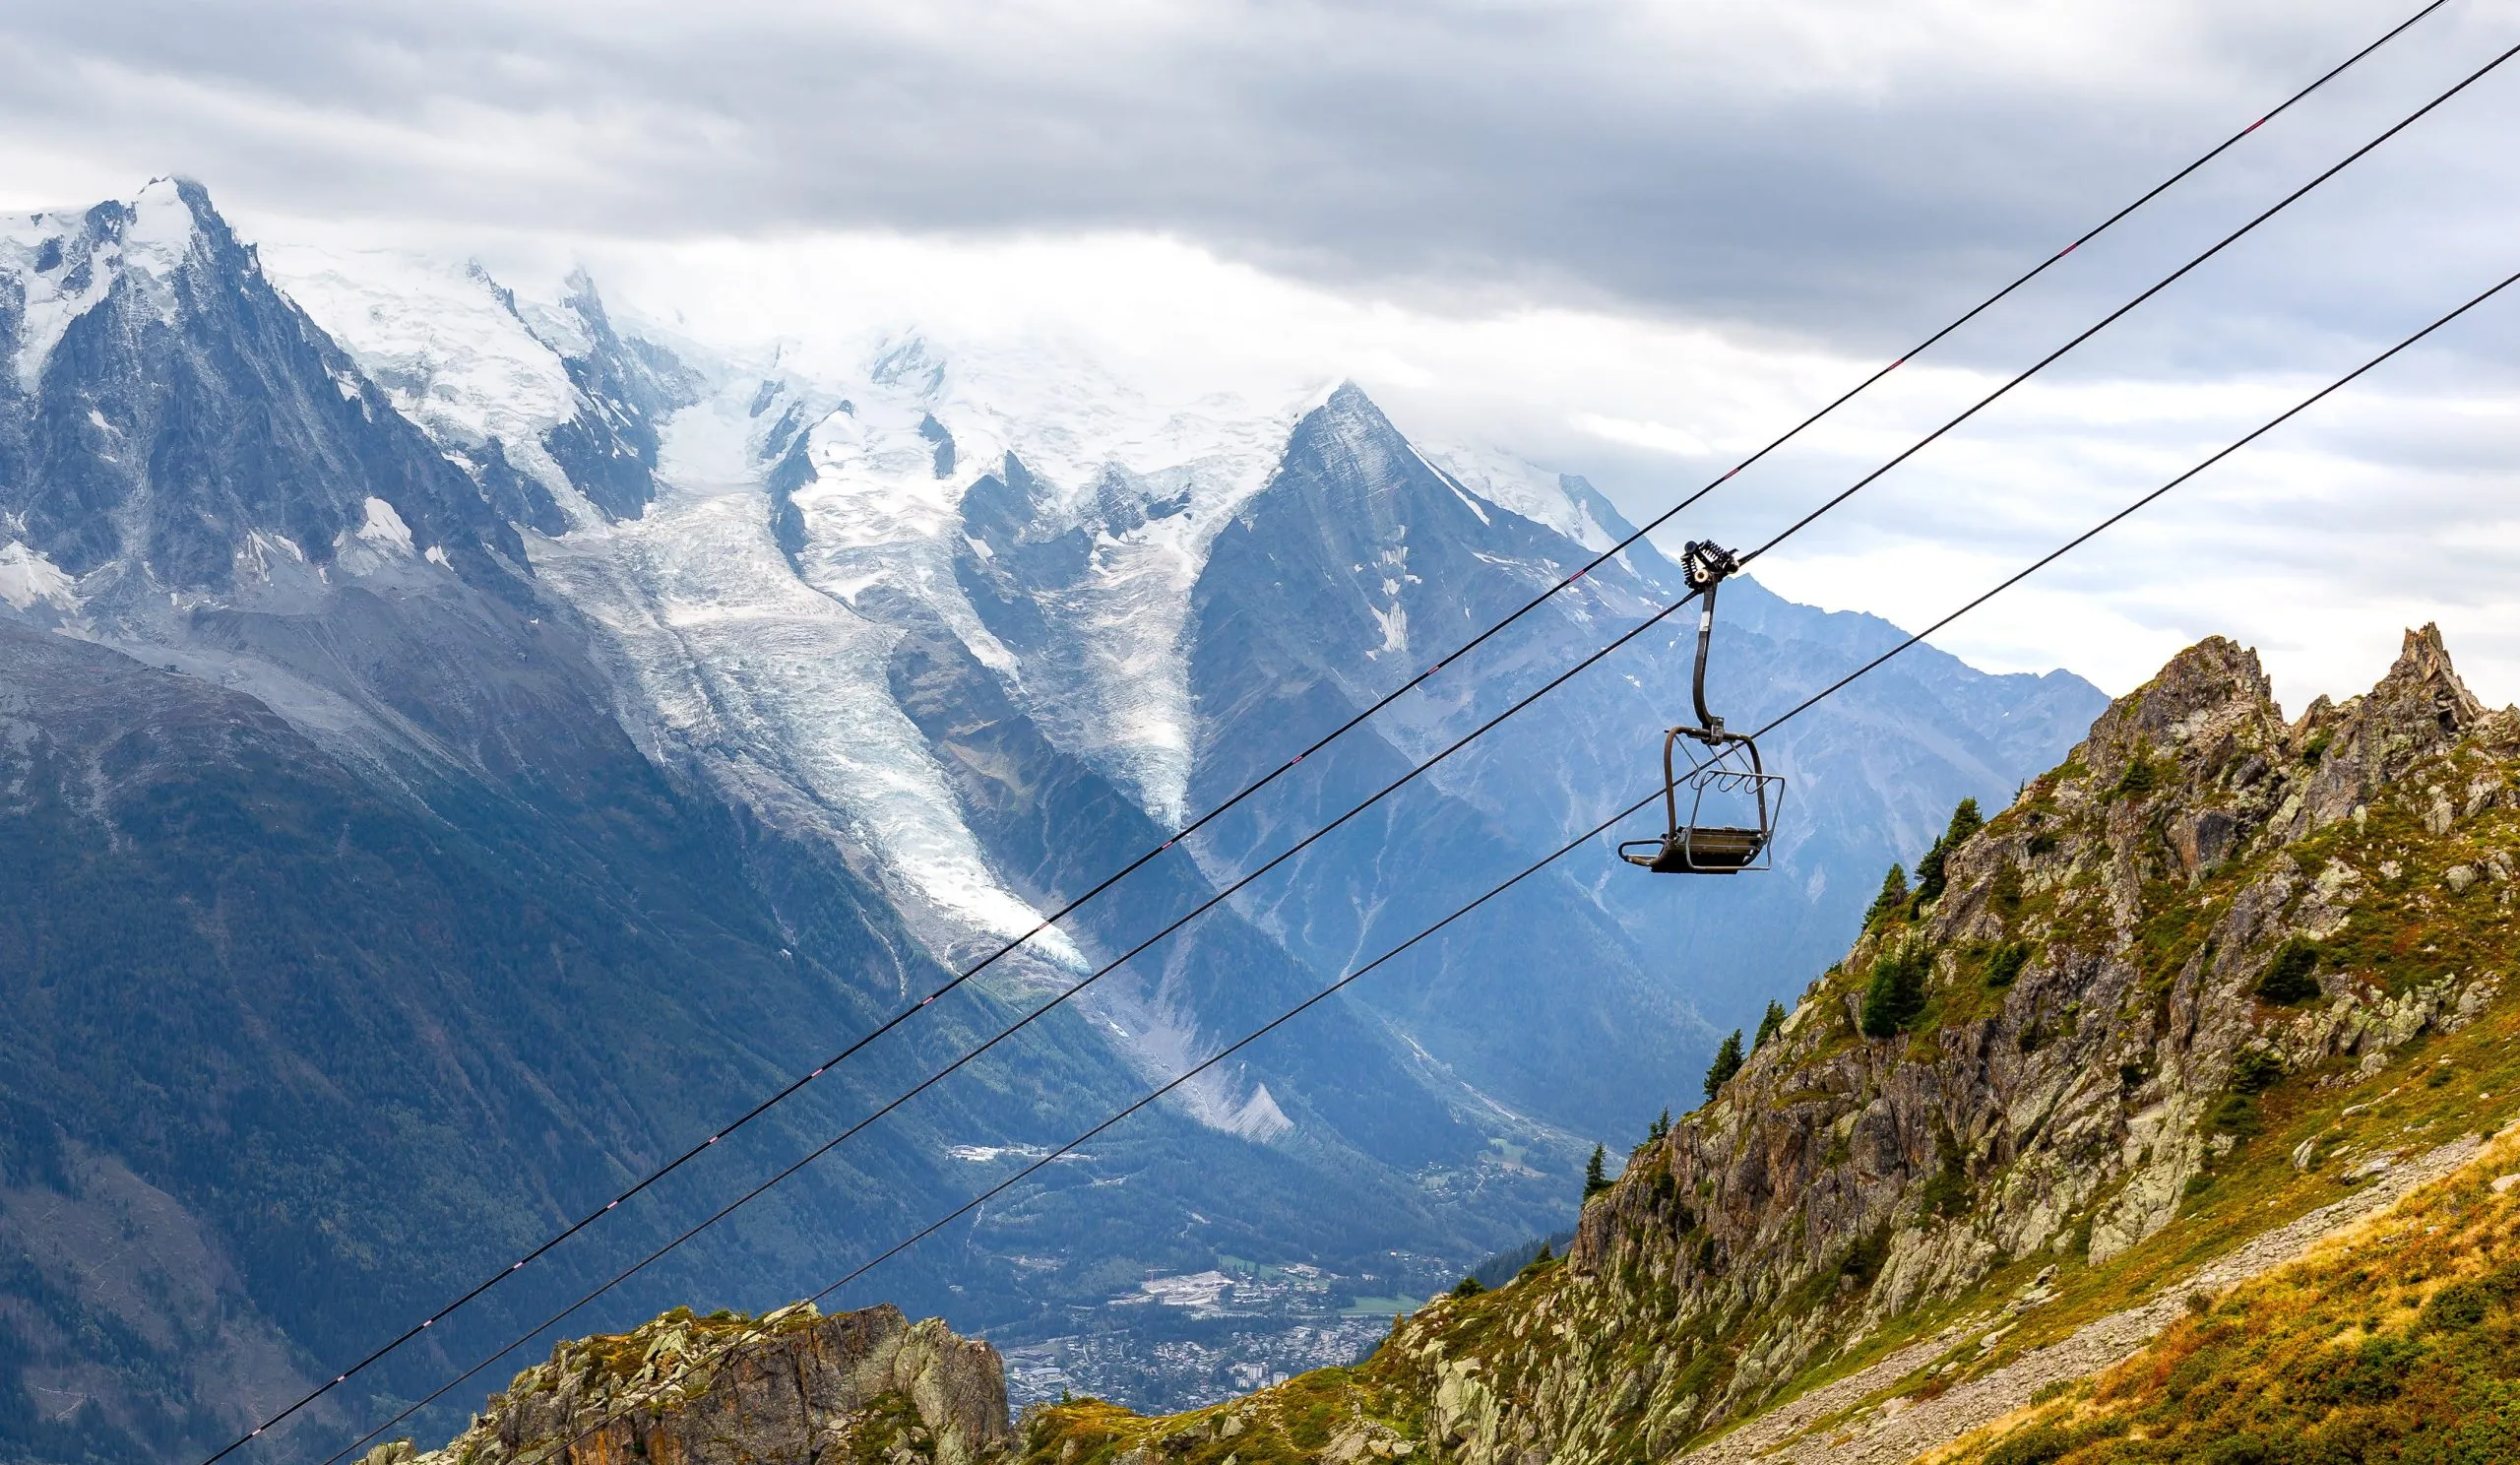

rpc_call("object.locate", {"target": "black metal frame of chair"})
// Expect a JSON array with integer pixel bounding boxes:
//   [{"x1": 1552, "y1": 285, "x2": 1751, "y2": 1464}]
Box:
[{"x1": 1618, "y1": 541, "x2": 1786, "y2": 875}]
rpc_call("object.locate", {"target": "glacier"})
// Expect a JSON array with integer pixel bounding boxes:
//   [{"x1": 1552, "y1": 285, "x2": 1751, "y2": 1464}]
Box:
[{"x1": 256, "y1": 241, "x2": 1606, "y2": 1036}]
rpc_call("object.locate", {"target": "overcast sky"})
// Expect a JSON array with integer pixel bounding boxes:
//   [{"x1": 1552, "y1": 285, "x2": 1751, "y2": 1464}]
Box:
[{"x1": 6, "y1": 0, "x2": 2518, "y2": 709}]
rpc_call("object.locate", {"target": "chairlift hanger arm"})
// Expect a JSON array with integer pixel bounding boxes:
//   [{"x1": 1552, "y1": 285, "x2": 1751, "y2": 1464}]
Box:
[{"x1": 1680, "y1": 541, "x2": 1738, "y2": 734}]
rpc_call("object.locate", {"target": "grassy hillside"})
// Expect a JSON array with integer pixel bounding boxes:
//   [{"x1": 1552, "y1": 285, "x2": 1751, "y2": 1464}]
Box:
[{"x1": 1946, "y1": 1123, "x2": 2520, "y2": 1465}]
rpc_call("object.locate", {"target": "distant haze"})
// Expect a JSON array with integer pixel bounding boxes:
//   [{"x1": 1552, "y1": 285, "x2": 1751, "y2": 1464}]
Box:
[{"x1": 4, "y1": 0, "x2": 2518, "y2": 707}]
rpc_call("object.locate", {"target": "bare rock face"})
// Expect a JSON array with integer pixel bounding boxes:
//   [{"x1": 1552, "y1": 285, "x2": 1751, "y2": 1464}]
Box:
[
  {"x1": 382, "y1": 1302, "x2": 1011, "y2": 1465},
  {"x1": 2279, "y1": 623, "x2": 2494, "y2": 840}
]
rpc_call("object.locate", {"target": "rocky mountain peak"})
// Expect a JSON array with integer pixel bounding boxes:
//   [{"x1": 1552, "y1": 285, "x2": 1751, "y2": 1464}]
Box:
[
  {"x1": 2277, "y1": 625, "x2": 2512, "y2": 842},
  {"x1": 1269, "y1": 381, "x2": 1431, "y2": 530},
  {"x1": 2349, "y1": 620, "x2": 2490, "y2": 753},
  {"x1": 1, "y1": 179, "x2": 528, "y2": 599},
  {"x1": 2073, "y1": 633, "x2": 2281, "y2": 786}
]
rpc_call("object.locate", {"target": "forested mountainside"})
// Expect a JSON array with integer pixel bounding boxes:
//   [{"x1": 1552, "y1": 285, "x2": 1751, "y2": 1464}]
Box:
[
  {"x1": 1016, "y1": 626, "x2": 2520, "y2": 1465},
  {"x1": 0, "y1": 179, "x2": 2096, "y2": 1462}
]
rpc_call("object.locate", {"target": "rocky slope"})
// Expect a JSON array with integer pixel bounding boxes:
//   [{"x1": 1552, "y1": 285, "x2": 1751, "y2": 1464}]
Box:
[{"x1": 1014, "y1": 625, "x2": 2520, "y2": 1464}]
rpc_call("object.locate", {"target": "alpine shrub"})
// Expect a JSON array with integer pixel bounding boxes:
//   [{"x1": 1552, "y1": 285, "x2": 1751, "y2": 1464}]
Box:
[
  {"x1": 1984, "y1": 941, "x2": 2032, "y2": 988},
  {"x1": 2335, "y1": 1335, "x2": 2419, "y2": 1402},
  {"x1": 2208, "y1": 1094, "x2": 2261, "y2": 1138},
  {"x1": 2421, "y1": 1280, "x2": 2492, "y2": 1332},
  {"x1": 2256, "y1": 938, "x2": 2321, "y2": 1005},
  {"x1": 1840, "y1": 1228, "x2": 1889, "y2": 1287},
  {"x1": 1866, "y1": 863, "x2": 1910, "y2": 926},
  {"x1": 1983, "y1": 1426, "x2": 2073, "y2": 1465},
  {"x1": 2231, "y1": 1050, "x2": 2285, "y2": 1094},
  {"x1": 1922, "y1": 1150, "x2": 1971, "y2": 1218},
  {"x1": 2199, "y1": 1438, "x2": 2280, "y2": 1465}
]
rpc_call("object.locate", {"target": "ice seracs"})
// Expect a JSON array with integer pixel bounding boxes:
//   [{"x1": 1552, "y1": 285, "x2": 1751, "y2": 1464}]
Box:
[{"x1": 533, "y1": 378, "x2": 1092, "y2": 982}]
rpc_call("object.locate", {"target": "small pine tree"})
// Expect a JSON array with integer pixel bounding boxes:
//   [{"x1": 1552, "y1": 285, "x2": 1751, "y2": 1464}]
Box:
[
  {"x1": 1860, "y1": 958, "x2": 1902, "y2": 1039},
  {"x1": 1753, "y1": 999, "x2": 1787, "y2": 1051},
  {"x1": 1647, "y1": 1107, "x2": 1670, "y2": 1142},
  {"x1": 1912, "y1": 798, "x2": 1984, "y2": 906},
  {"x1": 1702, "y1": 1029, "x2": 1744, "y2": 1100},
  {"x1": 1865, "y1": 863, "x2": 1910, "y2": 926},
  {"x1": 1451, "y1": 1274, "x2": 1485, "y2": 1298},
  {"x1": 1860, "y1": 942, "x2": 1929, "y2": 1039},
  {"x1": 1584, "y1": 1144, "x2": 1610, "y2": 1198}
]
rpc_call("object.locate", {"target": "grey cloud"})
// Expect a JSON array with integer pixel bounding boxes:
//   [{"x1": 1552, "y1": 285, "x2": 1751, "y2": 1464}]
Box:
[{"x1": 9, "y1": 0, "x2": 2514, "y2": 356}]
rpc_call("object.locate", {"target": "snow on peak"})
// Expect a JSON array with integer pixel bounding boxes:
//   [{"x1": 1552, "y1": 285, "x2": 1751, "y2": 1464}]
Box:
[
  {"x1": 868, "y1": 335, "x2": 947, "y2": 399},
  {"x1": 1418, "y1": 442, "x2": 1627, "y2": 552},
  {"x1": 355, "y1": 496, "x2": 414, "y2": 554},
  {"x1": 123, "y1": 178, "x2": 202, "y2": 277},
  {"x1": 262, "y1": 245, "x2": 599, "y2": 529},
  {"x1": 331, "y1": 495, "x2": 446, "y2": 582},
  {"x1": 1, "y1": 178, "x2": 205, "y2": 393}
]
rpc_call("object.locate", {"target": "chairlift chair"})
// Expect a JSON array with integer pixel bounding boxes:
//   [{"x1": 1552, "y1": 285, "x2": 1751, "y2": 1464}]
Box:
[{"x1": 1619, "y1": 541, "x2": 1786, "y2": 875}]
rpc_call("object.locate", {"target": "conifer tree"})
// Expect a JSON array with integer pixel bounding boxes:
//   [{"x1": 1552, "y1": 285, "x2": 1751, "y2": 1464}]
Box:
[
  {"x1": 1583, "y1": 1144, "x2": 1610, "y2": 1199},
  {"x1": 1912, "y1": 798, "x2": 1984, "y2": 906},
  {"x1": 1860, "y1": 941, "x2": 1929, "y2": 1038},
  {"x1": 1647, "y1": 1107, "x2": 1670, "y2": 1142},
  {"x1": 1865, "y1": 863, "x2": 1910, "y2": 926},
  {"x1": 1753, "y1": 999, "x2": 1787, "y2": 1051},
  {"x1": 1702, "y1": 1029, "x2": 1744, "y2": 1100}
]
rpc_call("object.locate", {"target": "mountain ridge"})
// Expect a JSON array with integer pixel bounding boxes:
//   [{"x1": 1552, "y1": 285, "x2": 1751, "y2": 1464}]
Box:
[{"x1": 1010, "y1": 622, "x2": 2520, "y2": 1464}]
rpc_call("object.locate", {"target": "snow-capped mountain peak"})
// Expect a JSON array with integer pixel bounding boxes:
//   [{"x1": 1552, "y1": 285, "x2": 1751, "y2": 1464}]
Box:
[{"x1": 2, "y1": 177, "x2": 204, "y2": 393}]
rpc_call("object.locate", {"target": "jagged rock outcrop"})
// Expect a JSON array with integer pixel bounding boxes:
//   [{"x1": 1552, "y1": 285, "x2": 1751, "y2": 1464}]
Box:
[
  {"x1": 1018, "y1": 626, "x2": 2520, "y2": 1465},
  {"x1": 381, "y1": 1303, "x2": 1012, "y2": 1465}
]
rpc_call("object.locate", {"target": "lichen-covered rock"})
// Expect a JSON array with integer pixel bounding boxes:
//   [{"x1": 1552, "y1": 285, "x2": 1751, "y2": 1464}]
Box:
[{"x1": 380, "y1": 1302, "x2": 1011, "y2": 1465}]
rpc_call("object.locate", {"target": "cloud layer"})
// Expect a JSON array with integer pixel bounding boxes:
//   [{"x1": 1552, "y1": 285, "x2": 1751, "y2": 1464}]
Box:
[{"x1": 5, "y1": 0, "x2": 2518, "y2": 709}]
